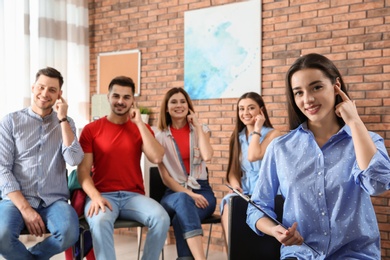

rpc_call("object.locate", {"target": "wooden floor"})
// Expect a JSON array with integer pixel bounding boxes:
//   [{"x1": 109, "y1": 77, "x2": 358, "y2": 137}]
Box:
[{"x1": 1, "y1": 233, "x2": 227, "y2": 260}]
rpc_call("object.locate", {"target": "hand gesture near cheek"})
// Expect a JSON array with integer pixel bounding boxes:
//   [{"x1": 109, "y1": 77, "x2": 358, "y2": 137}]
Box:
[
  {"x1": 334, "y1": 86, "x2": 360, "y2": 125},
  {"x1": 129, "y1": 101, "x2": 142, "y2": 124},
  {"x1": 187, "y1": 109, "x2": 200, "y2": 127},
  {"x1": 254, "y1": 108, "x2": 266, "y2": 132},
  {"x1": 56, "y1": 97, "x2": 68, "y2": 119}
]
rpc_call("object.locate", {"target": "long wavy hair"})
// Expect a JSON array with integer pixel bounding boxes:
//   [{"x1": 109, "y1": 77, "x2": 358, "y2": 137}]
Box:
[
  {"x1": 285, "y1": 53, "x2": 349, "y2": 130},
  {"x1": 157, "y1": 87, "x2": 195, "y2": 131},
  {"x1": 226, "y1": 92, "x2": 273, "y2": 183}
]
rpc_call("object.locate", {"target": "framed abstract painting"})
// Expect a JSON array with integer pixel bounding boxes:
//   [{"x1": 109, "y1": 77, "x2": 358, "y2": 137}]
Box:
[{"x1": 184, "y1": 0, "x2": 261, "y2": 99}]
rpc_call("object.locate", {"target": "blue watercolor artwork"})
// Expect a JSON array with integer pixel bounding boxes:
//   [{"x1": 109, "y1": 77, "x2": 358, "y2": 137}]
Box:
[{"x1": 184, "y1": 0, "x2": 261, "y2": 99}]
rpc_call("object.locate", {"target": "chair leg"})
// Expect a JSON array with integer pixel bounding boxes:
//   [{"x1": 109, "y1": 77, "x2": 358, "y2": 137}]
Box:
[
  {"x1": 137, "y1": 227, "x2": 143, "y2": 260},
  {"x1": 71, "y1": 244, "x2": 76, "y2": 260},
  {"x1": 80, "y1": 229, "x2": 85, "y2": 260},
  {"x1": 162, "y1": 247, "x2": 164, "y2": 260},
  {"x1": 206, "y1": 224, "x2": 213, "y2": 259}
]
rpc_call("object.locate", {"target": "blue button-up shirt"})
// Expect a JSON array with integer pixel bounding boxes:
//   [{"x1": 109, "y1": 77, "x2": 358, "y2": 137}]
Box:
[
  {"x1": 0, "y1": 107, "x2": 84, "y2": 208},
  {"x1": 247, "y1": 122, "x2": 390, "y2": 260},
  {"x1": 239, "y1": 126, "x2": 273, "y2": 195}
]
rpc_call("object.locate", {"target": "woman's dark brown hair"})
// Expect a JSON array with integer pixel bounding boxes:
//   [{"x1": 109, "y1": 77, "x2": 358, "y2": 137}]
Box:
[
  {"x1": 285, "y1": 53, "x2": 349, "y2": 130},
  {"x1": 226, "y1": 92, "x2": 273, "y2": 183},
  {"x1": 157, "y1": 88, "x2": 195, "y2": 131}
]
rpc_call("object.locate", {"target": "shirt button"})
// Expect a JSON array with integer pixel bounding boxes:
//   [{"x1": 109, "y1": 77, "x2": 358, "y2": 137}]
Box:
[
  {"x1": 321, "y1": 212, "x2": 325, "y2": 216},
  {"x1": 319, "y1": 192, "x2": 322, "y2": 196},
  {"x1": 318, "y1": 172, "x2": 322, "y2": 175},
  {"x1": 324, "y1": 232, "x2": 327, "y2": 236}
]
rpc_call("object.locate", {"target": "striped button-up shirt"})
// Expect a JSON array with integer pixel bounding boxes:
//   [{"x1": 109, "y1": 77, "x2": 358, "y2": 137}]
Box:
[{"x1": 0, "y1": 107, "x2": 84, "y2": 207}]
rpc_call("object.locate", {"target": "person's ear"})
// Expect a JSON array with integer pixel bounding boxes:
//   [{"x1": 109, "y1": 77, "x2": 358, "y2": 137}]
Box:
[{"x1": 334, "y1": 77, "x2": 341, "y2": 96}]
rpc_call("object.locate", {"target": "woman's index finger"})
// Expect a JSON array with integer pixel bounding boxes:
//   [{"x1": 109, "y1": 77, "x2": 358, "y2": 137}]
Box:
[{"x1": 334, "y1": 85, "x2": 349, "y2": 101}]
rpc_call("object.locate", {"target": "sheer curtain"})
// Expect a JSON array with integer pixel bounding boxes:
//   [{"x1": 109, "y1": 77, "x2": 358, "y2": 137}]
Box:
[{"x1": 0, "y1": 0, "x2": 89, "y2": 129}]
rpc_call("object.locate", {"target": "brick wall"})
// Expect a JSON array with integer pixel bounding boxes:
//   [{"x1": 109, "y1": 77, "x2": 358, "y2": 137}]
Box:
[{"x1": 88, "y1": 0, "x2": 390, "y2": 257}]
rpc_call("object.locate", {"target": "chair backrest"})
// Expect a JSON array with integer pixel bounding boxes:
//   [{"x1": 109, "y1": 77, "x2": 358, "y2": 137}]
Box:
[
  {"x1": 148, "y1": 166, "x2": 210, "y2": 203},
  {"x1": 228, "y1": 194, "x2": 284, "y2": 260},
  {"x1": 149, "y1": 167, "x2": 166, "y2": 203}
]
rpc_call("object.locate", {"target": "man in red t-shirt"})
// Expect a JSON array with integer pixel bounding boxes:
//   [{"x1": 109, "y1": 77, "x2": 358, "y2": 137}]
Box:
[{"x1": 77, "y1": 76, "x2": 169, "y2": 260}]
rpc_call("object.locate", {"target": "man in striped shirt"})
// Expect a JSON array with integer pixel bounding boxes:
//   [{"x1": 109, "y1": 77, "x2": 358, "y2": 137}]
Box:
[{"x1": 0, "y1": 67, "x2": 84, "y2": 260}]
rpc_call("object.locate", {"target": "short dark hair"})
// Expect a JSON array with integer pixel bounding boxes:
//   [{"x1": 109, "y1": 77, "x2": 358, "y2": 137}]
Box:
[
  {"x1": 285, "y1": 53, "x2": 349, "y2": 130},
  {"x1": 35, "y1": 67, "x2": 64, "y2": 88},
  {"x1": 108, "y1": 76, "x2": 135, "y2": 94}
]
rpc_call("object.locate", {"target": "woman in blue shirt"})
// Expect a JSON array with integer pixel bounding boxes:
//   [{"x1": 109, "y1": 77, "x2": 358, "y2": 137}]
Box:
[
  {"x1": 247, "y1": 53, "x2": 390, "y2": 259},
  {"x1": 220, "y1": 92, "x2": 281, "y2": 248}
]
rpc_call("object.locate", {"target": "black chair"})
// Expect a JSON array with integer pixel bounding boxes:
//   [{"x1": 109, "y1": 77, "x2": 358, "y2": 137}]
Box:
[
  {"x1": 149, "y1": 166, "x2": 221, "y2": 260},
  {"x1": 228, "y1": 194, "x2": 284, "y2": 260},
  {"x1": 78, "y1": 218, "x2": 144, "y2": 260}
]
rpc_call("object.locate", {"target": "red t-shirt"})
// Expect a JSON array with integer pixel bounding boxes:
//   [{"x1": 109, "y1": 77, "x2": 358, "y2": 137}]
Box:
[
  {"x1": 170, "y1": 123, "x2": 190, "y2": 174},
  {"x1": 79, "y1": 117, "x2": 152, "y2": 194}
]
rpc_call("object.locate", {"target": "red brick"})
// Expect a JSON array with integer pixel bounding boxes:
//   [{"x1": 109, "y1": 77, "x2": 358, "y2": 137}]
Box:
[{"x1": 89, "y1": 0, "x2": 390, "y2": 254}]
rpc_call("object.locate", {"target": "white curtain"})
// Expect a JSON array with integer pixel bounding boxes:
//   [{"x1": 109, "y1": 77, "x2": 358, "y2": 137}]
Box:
[{"x1": 0, "y1": 0, "x2": 89, "y2": 130}]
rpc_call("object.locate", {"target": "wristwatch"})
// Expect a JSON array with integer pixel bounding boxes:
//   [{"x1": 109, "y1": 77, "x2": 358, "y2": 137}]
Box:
[
  {"x1": 251, "y1": 131, "x2": 261, "y2": 137},
  {"x1": 59, "y1": 117, "x2": 68, "y2": 124}
]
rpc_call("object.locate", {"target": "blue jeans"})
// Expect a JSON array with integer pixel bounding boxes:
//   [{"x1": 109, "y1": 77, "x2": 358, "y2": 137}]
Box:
[
  {"x1": 160, "y1": 180, "x2": 216, "y2": 259},
  {"x1": 85, "y1": 191, "x2": 170, "y2": 260},
  {"x1": 0, "y1": 199, "x2": 79, "y2": 260}
]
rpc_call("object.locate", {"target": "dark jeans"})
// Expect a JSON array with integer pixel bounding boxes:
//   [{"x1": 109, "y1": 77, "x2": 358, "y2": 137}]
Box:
[{"x1": 161, "y1": 180, "x2": 216, "y2": 258}]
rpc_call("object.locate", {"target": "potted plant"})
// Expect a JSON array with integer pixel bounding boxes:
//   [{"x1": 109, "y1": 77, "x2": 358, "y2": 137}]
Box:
[{"x1": 139, "y1": 106, "x2": 150, "y2": 124}]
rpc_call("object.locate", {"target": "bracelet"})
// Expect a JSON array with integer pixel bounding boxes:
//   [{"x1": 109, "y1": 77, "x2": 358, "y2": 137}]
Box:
[
  {"x1": 251, "y1": 131, "x2": 261, "y2": 137},
  {"x1": 59, "y1": 117, "x2": 68, "y2": 124}
]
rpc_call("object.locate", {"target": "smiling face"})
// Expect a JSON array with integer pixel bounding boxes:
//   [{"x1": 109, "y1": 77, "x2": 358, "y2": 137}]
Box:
[
  {"x1": 238, "y1": 98, "x2": 261, "y2": 126},
  {"x1": 291, "y1": 68, "x2": 339, "y2": 127},
  {"x1": 108, "y1": 84, "x2": 134, "y2": 116},
  {"x1": 166, "y1": 92, "x2": 189, "y2": 120},
  {"x1": 31, "y1": 75, "x2": 62, "y2": 117}
]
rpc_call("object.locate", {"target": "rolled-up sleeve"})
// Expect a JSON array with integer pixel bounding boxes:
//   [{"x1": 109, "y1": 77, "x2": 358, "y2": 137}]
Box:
[
  {"x1": 62, "y1": 118, "x2": 84, "y2": 166},
  {"x1": 353, "y1": 133, "x2": 390, "y2": 195},
  {"x1": 0, "y1": 115, "x2": 21, "y2": 196}
]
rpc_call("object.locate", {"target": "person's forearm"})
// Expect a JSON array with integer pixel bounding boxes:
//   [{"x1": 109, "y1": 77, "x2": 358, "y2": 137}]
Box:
[
  {"x1": 60, "y1": 120, "x2": 75, "y2": 147},
  {"x1": 256, "y1": 216, "x2": 278, "y2": 237},
  {"x1": 138, "y1": 122, "x2": 164, "y2": 163},
  {"x1": 227, "y1": 174, "x2": 241, "y2": 188},
  {"x1": 78, "y1": 168, "x2": 101, "y2": 199},
  {"x1": 349, "y1": 119, "x2": 376, "y2": 170},
  {"x1": 77, "y1": 154, "x2": 100, "y2": 199},
  {"x1": 248, "y1": 133, "x2": 263, "y2": 162},
  {"x1": 197, "y1": 127, "x2": 213, "y2": 161},
  {"x1": 81, "y1": 177, "x2": 101, "y2": 199},
  {"x1": 7, "y1": 190, "x2": 32, "y2": 212},
  {"x1": 158, "y1": 163, "x2": 192, "y2": 194}
]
